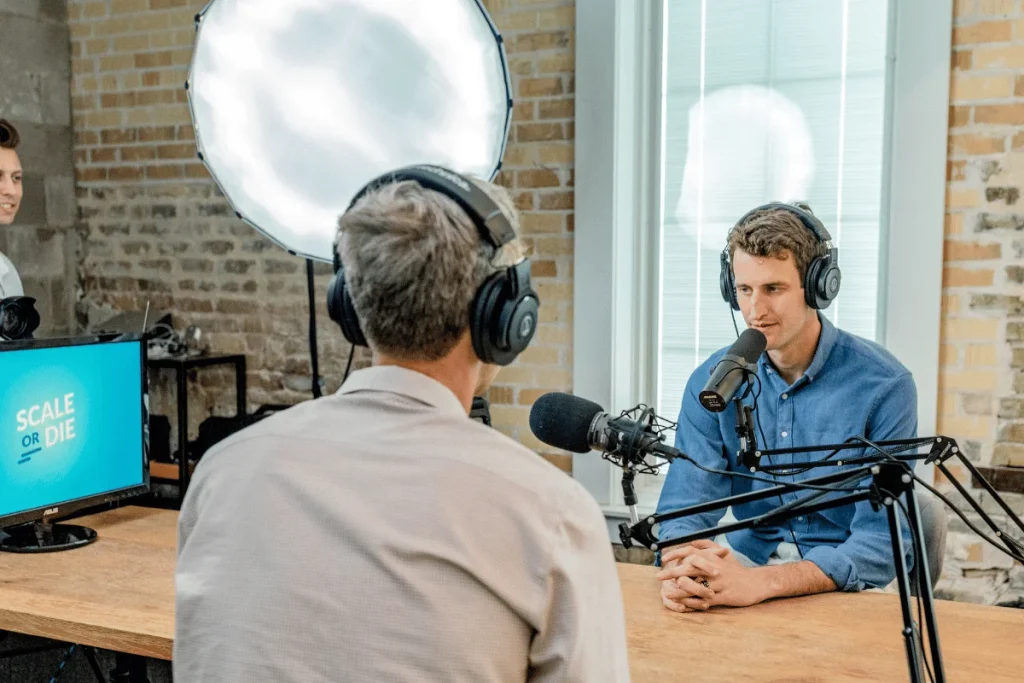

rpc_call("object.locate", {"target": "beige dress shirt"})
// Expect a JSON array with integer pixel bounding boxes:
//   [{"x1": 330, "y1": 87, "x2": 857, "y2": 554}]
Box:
[
  {"x1": 174, "y1": 365, "x2": 630, "y2": 683},
  {"x1": 0, "y1": 251, "x2": 23, "y2": 298}
]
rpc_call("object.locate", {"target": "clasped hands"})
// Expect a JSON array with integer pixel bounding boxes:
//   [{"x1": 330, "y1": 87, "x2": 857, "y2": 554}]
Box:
[{"x1": 656, "y1": 539, "x2": 767, "y2": 612}]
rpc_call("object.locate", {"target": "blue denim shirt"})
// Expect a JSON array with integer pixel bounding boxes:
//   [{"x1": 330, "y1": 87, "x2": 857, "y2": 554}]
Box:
[{"x1": 655, "y1": 314, "x2": 917, "y2": 591}]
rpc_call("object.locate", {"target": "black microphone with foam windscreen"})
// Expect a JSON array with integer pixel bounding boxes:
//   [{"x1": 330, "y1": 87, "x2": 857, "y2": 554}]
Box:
[
  {"x1": 698, "y1": 328, "x2": 767, "y2": 412},
  {"x1": 530, "y1": 392, "x2": 683, "y2": 524},
  {"x1": 528, "y1": 392, "x2": 604, "y2": 455},
  {"x1": 529, "y1": 392, "x2": 682, "y2": 465}
]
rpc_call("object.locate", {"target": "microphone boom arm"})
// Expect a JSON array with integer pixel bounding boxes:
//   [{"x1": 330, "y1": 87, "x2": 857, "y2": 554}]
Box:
[{"x1": 624, "y1": 460, "x2": 946, "y2": 683}]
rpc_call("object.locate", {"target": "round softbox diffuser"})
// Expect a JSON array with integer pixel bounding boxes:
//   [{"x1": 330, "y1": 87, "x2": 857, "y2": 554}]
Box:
[{"x1": 187, "y1": 0, "x2": 513, "y2": 262}]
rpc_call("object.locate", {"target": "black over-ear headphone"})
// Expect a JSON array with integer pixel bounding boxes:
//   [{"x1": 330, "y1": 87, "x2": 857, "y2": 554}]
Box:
[
  {"x1": 327, "y1": 164, "x2": 540, "y2": 366},
  {"x1": 719, "y1": 202, "x2": 841, "y2": 311}
]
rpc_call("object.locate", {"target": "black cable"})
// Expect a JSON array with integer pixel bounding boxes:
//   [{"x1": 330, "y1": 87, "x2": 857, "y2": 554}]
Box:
[
  {"x1": 849, "y1": 435, "x2": 1024, "y2": 564},
  {"x1": 700, "y1": 360, "x2": 811, "y2": 555},
  {"x1": 341, "y1": 343, "x2": 356, "y2": 384},
  {"x1": 744, "y1": 371, "x2": 805, "y2": 558},
  {"x1": 911, "y1": 475, "x2": 1024, "y2": 565},
  {"x1": 677, "y1": 451, "x2": 873, "y2": 494},
  {"x1": 764, "y1": 434, "x2": 932, "y2": 478},
  {"x1": 48, "y1": 645, "x2": 76, "y2": 683},
  {"x1": 748, "y1": 371, "x2": 769, "y2": 450}
]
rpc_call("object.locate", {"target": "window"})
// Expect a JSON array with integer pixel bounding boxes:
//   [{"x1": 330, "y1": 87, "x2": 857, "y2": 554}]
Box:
[
  {"x1": 659, "y1": 0, "x2": 889, "y2": 413},
  {"x1": 575, "y1": 0, "x2": 951, "y2": 521}
]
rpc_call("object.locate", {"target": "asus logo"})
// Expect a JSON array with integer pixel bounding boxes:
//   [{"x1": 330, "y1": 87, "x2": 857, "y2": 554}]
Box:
[{"x1": 43, "y1": 507, "x2": 59, "y2": 516}]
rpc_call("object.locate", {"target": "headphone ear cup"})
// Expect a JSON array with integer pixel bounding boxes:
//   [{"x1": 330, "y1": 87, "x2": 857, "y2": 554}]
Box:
[
  {"x1": 470, "y1": 268, "x2": 539, "y2": 366},
  {"x1": 327, "y1": 268, "x2": 368, "y2": 347},
  {"x1": 803, "y1": 255, "x2": 841, "y2": 310},
  {"x1": 470, "y1": 272, "x2": 505, "y2": 364},
  {"x1": 502, "y1": 294, "x2": 538, "y2": 363},
  {"x1": 803, "y1": 257, "x2": 821, "y2": 309},
  {"x1": 719, "y1": 250, "x2": 739, "y2": 311},
  {"x1": 817, "y1": 263, "x2": 842, "y2": 309}
]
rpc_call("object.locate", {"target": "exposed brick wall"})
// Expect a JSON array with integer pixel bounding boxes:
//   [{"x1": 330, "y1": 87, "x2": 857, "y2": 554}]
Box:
[
  {"x1": 66, "y1": 0, "x2": 576, "y2": 468},
  {"x1": 938, "y1": 0, "x2": 1024, "y2": 605},
  {"x1": 0, "y1": 0, "x2": 79, "y2": 336},
  {"x1": 66, "y1": 0, "x2": 1024, "y2": 604},
  {"x1": 480, "y1": 0, "x2": 575, "y2": 470}
]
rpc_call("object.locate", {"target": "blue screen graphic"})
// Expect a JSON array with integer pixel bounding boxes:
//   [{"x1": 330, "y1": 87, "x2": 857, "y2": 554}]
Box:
[{"x1": 0, "y1": 340, "x2": 145, "y2": 519}]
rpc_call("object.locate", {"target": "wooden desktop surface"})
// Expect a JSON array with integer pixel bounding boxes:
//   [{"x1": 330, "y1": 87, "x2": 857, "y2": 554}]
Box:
[
  {"x1": 0, "y1": 506, "x2": 1021, "y2": 681},
  {"x1": 0, "y1": 506, "x2": 175, "y2": 659}
]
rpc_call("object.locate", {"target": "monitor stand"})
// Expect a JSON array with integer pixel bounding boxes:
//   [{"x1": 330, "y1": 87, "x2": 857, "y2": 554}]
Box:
[{"x1": 0, "y1": 521, "x2": 97, "y2": 553}]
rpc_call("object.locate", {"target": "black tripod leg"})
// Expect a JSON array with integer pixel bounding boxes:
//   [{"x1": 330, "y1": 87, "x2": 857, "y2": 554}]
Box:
[
  {"x1": 109, "y1": 653, "x2": 150, "y2": 683},
  {"x1": 886, "y1": 499, "x2": 923, "y2": 683},
  {"x1": 904, "y1": 486, "x2": 947, "y2": 683},
  {"x1": 81, "y1": 647, "x2": 107, "y2": 683}
]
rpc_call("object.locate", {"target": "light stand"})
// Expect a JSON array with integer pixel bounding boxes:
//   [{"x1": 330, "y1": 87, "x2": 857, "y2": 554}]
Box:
[
  {"x1": 306, "y1": 258, "x2": 323, "y2": 400},
  {"x1": 620, "y1": 459, "x2": 945, "y2": 683}
]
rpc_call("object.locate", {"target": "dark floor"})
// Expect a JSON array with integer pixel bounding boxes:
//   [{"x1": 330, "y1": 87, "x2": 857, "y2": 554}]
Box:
[{"x1": 0, "y1": 633, "x2": 171, "y2": 683}]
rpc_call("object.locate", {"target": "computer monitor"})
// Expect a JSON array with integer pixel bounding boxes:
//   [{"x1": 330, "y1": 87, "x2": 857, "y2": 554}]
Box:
[{"x1": 0, "y1": 334, "x2": 149, "y2": 552}]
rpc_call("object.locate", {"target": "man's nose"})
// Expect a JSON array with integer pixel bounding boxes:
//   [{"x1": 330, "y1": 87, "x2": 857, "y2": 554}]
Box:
[{"x1": 748, "y1": 290, "x2": 764, "y2": 316}]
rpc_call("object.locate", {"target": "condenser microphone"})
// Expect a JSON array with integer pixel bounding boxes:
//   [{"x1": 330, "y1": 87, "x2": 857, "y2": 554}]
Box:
[
  {"x1": 528, "y1": 392, "x2": 681, "y2": 465},
  {"x1": 698, "y1": 328, "x2": 767, "y2": 412}
]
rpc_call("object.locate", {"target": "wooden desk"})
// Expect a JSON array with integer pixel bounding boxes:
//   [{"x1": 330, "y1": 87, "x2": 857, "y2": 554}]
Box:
[
  {"x1": 618, "y1": 562, "x2": 1024, "y2": 682},
  {"x1": 0, "y1": 506, "x2": 175, "y2": 660},
  {"x1": 0, "y1": 506, "x2": 1022, "y2": 682}
]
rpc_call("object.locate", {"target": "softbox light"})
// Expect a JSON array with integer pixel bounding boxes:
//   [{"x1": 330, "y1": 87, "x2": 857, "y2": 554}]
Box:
[{"x1": 186, "y1": 0, "x2": 513, "y2": 263}]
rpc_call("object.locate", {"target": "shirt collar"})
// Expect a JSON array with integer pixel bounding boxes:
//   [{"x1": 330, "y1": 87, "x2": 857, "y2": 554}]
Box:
[
  {"x1": 757, "y1": 312, "x2": 838, "y2": 385},
  {"x1": 337, "y1": 365, "x2": 467, "y2": 418}
]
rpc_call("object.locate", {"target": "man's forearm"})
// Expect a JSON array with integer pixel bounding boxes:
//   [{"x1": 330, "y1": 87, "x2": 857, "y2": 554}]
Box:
[{"x1": 751, "y1": 561, "x2": 837, "y2": 602}]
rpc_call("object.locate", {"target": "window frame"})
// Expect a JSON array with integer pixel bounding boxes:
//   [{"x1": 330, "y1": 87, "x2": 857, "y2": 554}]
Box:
[{"x1": 573, "y1": 0, "x2": 953, "y2": 525}]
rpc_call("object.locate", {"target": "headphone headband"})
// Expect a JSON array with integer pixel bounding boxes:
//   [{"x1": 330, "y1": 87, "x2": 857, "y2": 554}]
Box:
[
  {"x1": 328, "y1": 165, "x2": 539, "y2": 366},
  {"x1": 734, "y1": 202, "x2": 833, "y2": 244},
  {"x1": 721, "y1": 201, "x2": 841, "y2": 311},
  {"x1": 348, "y1": 164, "x2": 517, "y2": 249}
]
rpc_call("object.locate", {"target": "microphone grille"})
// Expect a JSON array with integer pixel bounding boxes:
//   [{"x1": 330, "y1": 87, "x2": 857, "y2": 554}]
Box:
[
  {"x1": 735, "y1": 328, "x2": 768, "y2": 364},
  {"x1": 528, "y1": 392, "x2": 604, "y2": 454}
]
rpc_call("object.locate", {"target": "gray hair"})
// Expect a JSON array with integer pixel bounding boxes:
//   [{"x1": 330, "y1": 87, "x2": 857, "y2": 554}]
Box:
[{"x1": 337, "y1": 177, "x2": 524, "y2": 361}]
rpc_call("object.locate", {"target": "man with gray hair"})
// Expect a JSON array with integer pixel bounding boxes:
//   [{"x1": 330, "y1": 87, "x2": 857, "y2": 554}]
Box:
[{"x1": 174, "y1": 166, "x2": 631, "y2": 683}]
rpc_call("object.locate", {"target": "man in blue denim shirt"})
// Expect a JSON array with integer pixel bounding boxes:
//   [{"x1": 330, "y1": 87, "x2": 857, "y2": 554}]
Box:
[{"x1": 655, "y1": 203, "x2": 916, "y2": 613}]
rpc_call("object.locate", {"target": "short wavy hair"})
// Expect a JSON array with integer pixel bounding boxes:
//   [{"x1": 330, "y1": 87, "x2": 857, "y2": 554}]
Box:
[
  {"x1": 0, "y1": 119, "x2": 20, "y2": 149},
  {"x1": 727, "y1": 202, "x2": 825, "y2": 282},
  {"x1": 336, "y1": 177, "x2": 524, "y2": 361}
]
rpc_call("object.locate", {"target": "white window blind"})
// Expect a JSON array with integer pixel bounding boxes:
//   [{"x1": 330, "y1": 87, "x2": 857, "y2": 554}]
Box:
[
  {"x1": 657, "y1": 0, "x2": 890, "y2": 419},
  {"x1": 629, "y1": 0, "x2": 892, "y2": 505},
  {"x1": 575, "y1": 0, "x2": 948, "y2": 523}
]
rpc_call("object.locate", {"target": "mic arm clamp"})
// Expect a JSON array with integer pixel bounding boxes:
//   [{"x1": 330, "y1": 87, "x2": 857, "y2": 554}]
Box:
[{"x1": 734, "y1": 399, "x2": 757, "y2": 469}]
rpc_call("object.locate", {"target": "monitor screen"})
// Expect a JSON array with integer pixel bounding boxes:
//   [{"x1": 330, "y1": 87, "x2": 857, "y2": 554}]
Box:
[{"x1": 0, "y1": 338, "x2": 147, "y2": 522}]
